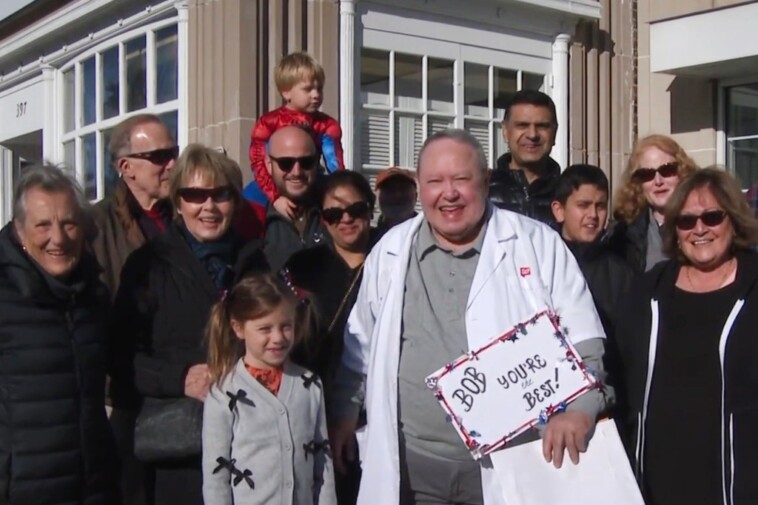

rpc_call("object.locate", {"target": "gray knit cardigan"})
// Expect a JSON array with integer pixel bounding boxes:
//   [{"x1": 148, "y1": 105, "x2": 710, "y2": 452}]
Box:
[{"x1": 202, "y1": 359, "x2": 337, "y2": 505}]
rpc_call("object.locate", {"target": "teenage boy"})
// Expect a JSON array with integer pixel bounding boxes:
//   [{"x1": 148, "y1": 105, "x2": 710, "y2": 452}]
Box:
[
  {"x1": 550, "y1": 164, "x2": 635, "y2": 338},
  {"x1": 249, "y1": 52, "x2": 344, "y2": 219}
]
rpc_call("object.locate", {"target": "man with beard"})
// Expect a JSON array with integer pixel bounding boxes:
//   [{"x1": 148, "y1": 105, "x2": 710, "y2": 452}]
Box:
[
  {"x1": 488, "y1": 90, "x2": 561, "y2": 224},
  {"x1": 263, "y1": 125, "x2": 329, "y2": 272}
]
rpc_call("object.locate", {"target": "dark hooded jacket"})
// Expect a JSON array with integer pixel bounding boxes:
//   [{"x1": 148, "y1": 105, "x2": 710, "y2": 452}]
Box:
[
  {"x1": 0, "y1": 224, "x2": 118, "y2": 505},
  {"x1": 612, "y1": 251, "x2": 758, "y2": 503},
  {"x1": 487, "y1": 153, "x2": 561, "y2": 225}
]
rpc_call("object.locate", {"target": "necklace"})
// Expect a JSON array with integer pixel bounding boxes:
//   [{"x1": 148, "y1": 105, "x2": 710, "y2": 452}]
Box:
[{"x1": 686, "y1": 257, "x2": 735, "y2": 291}]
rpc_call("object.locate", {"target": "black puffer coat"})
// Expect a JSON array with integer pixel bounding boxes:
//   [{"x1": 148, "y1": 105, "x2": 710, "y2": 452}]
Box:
[
  {"x1": 487, "y1": 153, "x2": 561, "y2": 225},
  {"x1": 0, "y1": 224, "x2": 118, "y2": 505}
]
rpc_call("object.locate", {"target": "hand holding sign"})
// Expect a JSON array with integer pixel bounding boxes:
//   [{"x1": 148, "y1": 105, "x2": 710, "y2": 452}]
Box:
[{"x1": 425, "y1": 311, "x2": 598, "y2": 459}]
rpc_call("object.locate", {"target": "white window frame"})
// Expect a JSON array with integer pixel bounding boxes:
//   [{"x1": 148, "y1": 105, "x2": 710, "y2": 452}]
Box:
[{"x1": 57, "y1": 16, "x2": 181, "y2": 201}]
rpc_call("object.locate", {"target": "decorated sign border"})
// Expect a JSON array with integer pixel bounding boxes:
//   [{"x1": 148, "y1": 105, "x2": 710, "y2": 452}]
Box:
[{"x1": 425, "y1": 310, "x2": 600, "y2": 458}]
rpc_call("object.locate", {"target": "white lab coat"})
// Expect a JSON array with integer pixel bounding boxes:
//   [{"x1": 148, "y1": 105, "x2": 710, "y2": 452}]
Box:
[{"x1": 342, "y1": 206, "x2": 606, "y2": 505}]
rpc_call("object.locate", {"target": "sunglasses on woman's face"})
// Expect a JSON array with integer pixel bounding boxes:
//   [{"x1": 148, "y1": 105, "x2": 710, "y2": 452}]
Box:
[
  {"x1": 177, "y1": 186, "x2": 234, "y2": 204},
  {"x1": 123, "y1": 146, "x2": 180, "y2": 166},
  {"x1": 321, "y1": 201, "x2": 371, "y2": 225},
  {"x1": 269, "y1": 155, "x2": 319, "y2": 172},
  {"x1": 675, "y1": 209, "x2": 727, "y2": 231},
  {"x1": 632, "y1": 161, "x2": 679, "y2": 183}
]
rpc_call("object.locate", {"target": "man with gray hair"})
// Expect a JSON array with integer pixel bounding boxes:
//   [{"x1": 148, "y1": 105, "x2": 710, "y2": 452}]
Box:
[
  {"x1": 91, "y1": 113, "x2": 177, "y2": 296},
  {"x1": 330, "y1": 129, "x2": 610, "y2": 504},
  {"x1": 90, "y1": 113, "x2": 177, "y2": 505}
]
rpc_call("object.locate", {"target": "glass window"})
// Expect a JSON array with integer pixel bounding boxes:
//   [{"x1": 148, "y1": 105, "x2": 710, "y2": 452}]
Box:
[
  {"x1": 726, "y1": 84, "x2": 758, "y2": 202},
  {"x1": 156, "y1": 25, "x2": 178, "y2": 104},
  {"x1": 158, "y1": 110, "x2": 179, "y2": 144},
  {"x1": 82, "y1": 57, "x2": 96, "y2": 126},
  {"x1": 63, "y1": 141, "x2": 75, "y2": 170},
  {"x1": 360, "y1": 49, "x2": 390, "y2": 107},
  {"x1": 464, "y1": 63, "x2": 489, "y2": 117},
  {"x1": 63, "y1": 69, "x2": 75, "y2": 133},
  {"x1": 395, "y1": 53, "x2": 422, "y2": 110},
  {"x1": 428, "y1": 58, "x2": 454, "y2": 114},
  {"x1": 82, "y1": 133, "x2": 97, "y2": 200},
  {"x1": 126, "y1": 36, "x2": 147, "y2": 112},
  {"x1": 102, "y1": 47, "x2": 119, "y2": 119}
]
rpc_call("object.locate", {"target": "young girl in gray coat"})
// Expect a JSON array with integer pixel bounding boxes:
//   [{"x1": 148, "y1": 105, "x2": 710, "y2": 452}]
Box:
[{"x1": 202, "y1": 274, "x2": 337, "y2": 505}]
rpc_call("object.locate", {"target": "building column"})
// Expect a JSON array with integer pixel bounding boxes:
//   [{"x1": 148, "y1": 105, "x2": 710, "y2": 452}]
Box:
[
  {"x1": 339, "y1": 0, "x2": 357, "y2": 170},
  {"x1": 40, "y1": 64, "x2": 56, "y2": 162},
  {"x1": 552, "y1": 33, "x2": 571, "y2": 170},
  {"x1": 175, "y1": 0, "x2": 189, "y2": 150}
]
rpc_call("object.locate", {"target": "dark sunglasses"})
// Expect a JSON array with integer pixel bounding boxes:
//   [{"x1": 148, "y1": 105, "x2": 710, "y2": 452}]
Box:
[
  {"x1": 177, "y1": 186, "x2": 234, "y2": 204},
  {"x1": 675, "y1": 210, "x2": 727, "y2": 231},
  {"x1": 269, "y1": 155, "x2": 319, "y2": 172},
  {"x1": 321, "y1": 201, "x2": 371, "y2": 224},
  {"x1": 632, "y1": 161, "x2": 679, "y2": 183},
  {"x1": 123, "y1": 146, "x2": 180, "y2": 165}
]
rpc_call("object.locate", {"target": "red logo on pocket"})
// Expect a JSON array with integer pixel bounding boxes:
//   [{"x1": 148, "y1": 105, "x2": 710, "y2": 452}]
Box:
[{"x1": 520, "y1": 267, "x2": 531, "y2": 277}]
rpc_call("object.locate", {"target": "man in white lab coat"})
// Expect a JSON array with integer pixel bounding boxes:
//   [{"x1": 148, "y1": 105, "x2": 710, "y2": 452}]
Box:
[{"x1": 331, "y1": 129, "x2": 610, "y2": 505}]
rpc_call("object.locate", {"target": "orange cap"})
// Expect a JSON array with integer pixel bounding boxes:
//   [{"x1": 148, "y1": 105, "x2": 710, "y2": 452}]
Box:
[{"x1": 375, "y1": 167, "x2": 416, "y2": 189}]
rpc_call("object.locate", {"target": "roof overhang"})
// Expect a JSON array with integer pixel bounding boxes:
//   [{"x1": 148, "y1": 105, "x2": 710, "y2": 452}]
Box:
[{"x1": 651, "y1": 2, "x2": 758, "y2": 79}]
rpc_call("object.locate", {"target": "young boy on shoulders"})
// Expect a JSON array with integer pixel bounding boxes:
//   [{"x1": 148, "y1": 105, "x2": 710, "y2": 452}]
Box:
[{"x1": 249, "y1": 52, "x2": 344, "y2": 219}]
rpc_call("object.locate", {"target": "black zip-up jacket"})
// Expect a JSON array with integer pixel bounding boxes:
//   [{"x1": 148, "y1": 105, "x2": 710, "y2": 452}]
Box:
[
  {"x1": 0, "y1": 224, "x2": 118, "y2": 505},
  {"x1": 613, "y1": 251, "x2": 758, "y2": 504},
  {"x1": 564, "y1": 238, "x2": 636, "y2": 339},
  {"x1": 263, "y1": 204, "x2": 329, "y2": 273},
  {"x1": 487, "y1": 153, "x2": 561, "y2": 225}
]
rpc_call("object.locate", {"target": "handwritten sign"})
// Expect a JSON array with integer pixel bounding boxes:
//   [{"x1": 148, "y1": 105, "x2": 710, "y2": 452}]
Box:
[{"x1": 425, "y1": 311, "x2": 598, "y2": 459}]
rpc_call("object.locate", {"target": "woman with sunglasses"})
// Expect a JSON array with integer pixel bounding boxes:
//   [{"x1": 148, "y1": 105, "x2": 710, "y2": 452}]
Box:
[
  {"x1": 110, "y1": 144, "x2": 268, "y2": 505},
  {"x1": 608, "y1": 134, "x2": 699, "y2": 272},
  {"x1": 283, "y1": 170, "x2": 376, "y2": 505},
  {"x1": 612, "y1": 168, "x2": 758, "y2": 505}
]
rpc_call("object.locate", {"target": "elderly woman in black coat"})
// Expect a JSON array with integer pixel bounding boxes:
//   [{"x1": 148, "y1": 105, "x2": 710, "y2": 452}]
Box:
[
  {"x1": 0, "y1": 164, "x2": 118, "y2": 504},
  {"x1": 110, "y1": 145, "x2": 268, "y2": 505}
]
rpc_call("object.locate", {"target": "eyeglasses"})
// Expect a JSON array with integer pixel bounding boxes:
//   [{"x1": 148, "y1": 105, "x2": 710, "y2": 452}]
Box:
[
  {"x1": 632, "y1": 161, "x2": 679, "y2": 183},
  {"x1": 123, "y1": 146, "x2": 180, "y2": 166},
  {"x1": 675, "y1": 210, "x2": 727, "y2": 230},
  {"x1": 269, "y1": 155, "x2": 319, "y2": 172},
  {"x1": 321, "y1": 201, "x2": 371, "y2": 224},
  {"x1": 177, "y1": 186, "x2": 234, "y2": 204}
]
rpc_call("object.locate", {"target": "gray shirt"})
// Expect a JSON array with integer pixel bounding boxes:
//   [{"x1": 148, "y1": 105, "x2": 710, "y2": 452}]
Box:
[
  {"x1": 398, "y1": 219, "x2": 487, "y2": 461},
  {"x1": 645, "y1": 209, "x2": 667, "y2": 271}
]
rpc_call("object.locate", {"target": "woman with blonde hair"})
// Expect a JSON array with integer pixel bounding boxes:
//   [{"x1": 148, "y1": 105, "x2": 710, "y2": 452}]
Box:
[
  {"x1": 608, "y1": 134, "x2": 698, "y2": 272},
  {"x1": 110, "y1": 144, "x2": 268, "y2": 505}
]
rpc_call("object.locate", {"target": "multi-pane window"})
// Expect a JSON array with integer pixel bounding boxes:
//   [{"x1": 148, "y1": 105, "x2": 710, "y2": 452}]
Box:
[
  {"x1": 726, "y1": 84, "x2": 758, "y2": 197},
  {"x1": 358, "y1": 47, "x2": 545, "y2": 175},
  {"x1": 60, "y1": 20, "x2": 179, "y2": 201}
]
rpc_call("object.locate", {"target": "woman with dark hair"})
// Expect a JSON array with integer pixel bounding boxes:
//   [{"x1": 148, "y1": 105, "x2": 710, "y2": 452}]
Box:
[
  {"x1": 614, "y1": 167, "x2": 758, "y2": 504},
  {"x1": 608, "y1": 134, "x2": 698, "y2": 272},
  {"x1": 283, "y1": 170, "x2": 376, "y2": 505},
  {"x1": 0, "y1": 164, "x2": 118, "y2": 504},
  {"x1": 110, "y1": 144, "x2": 268, "y2": 505}
]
